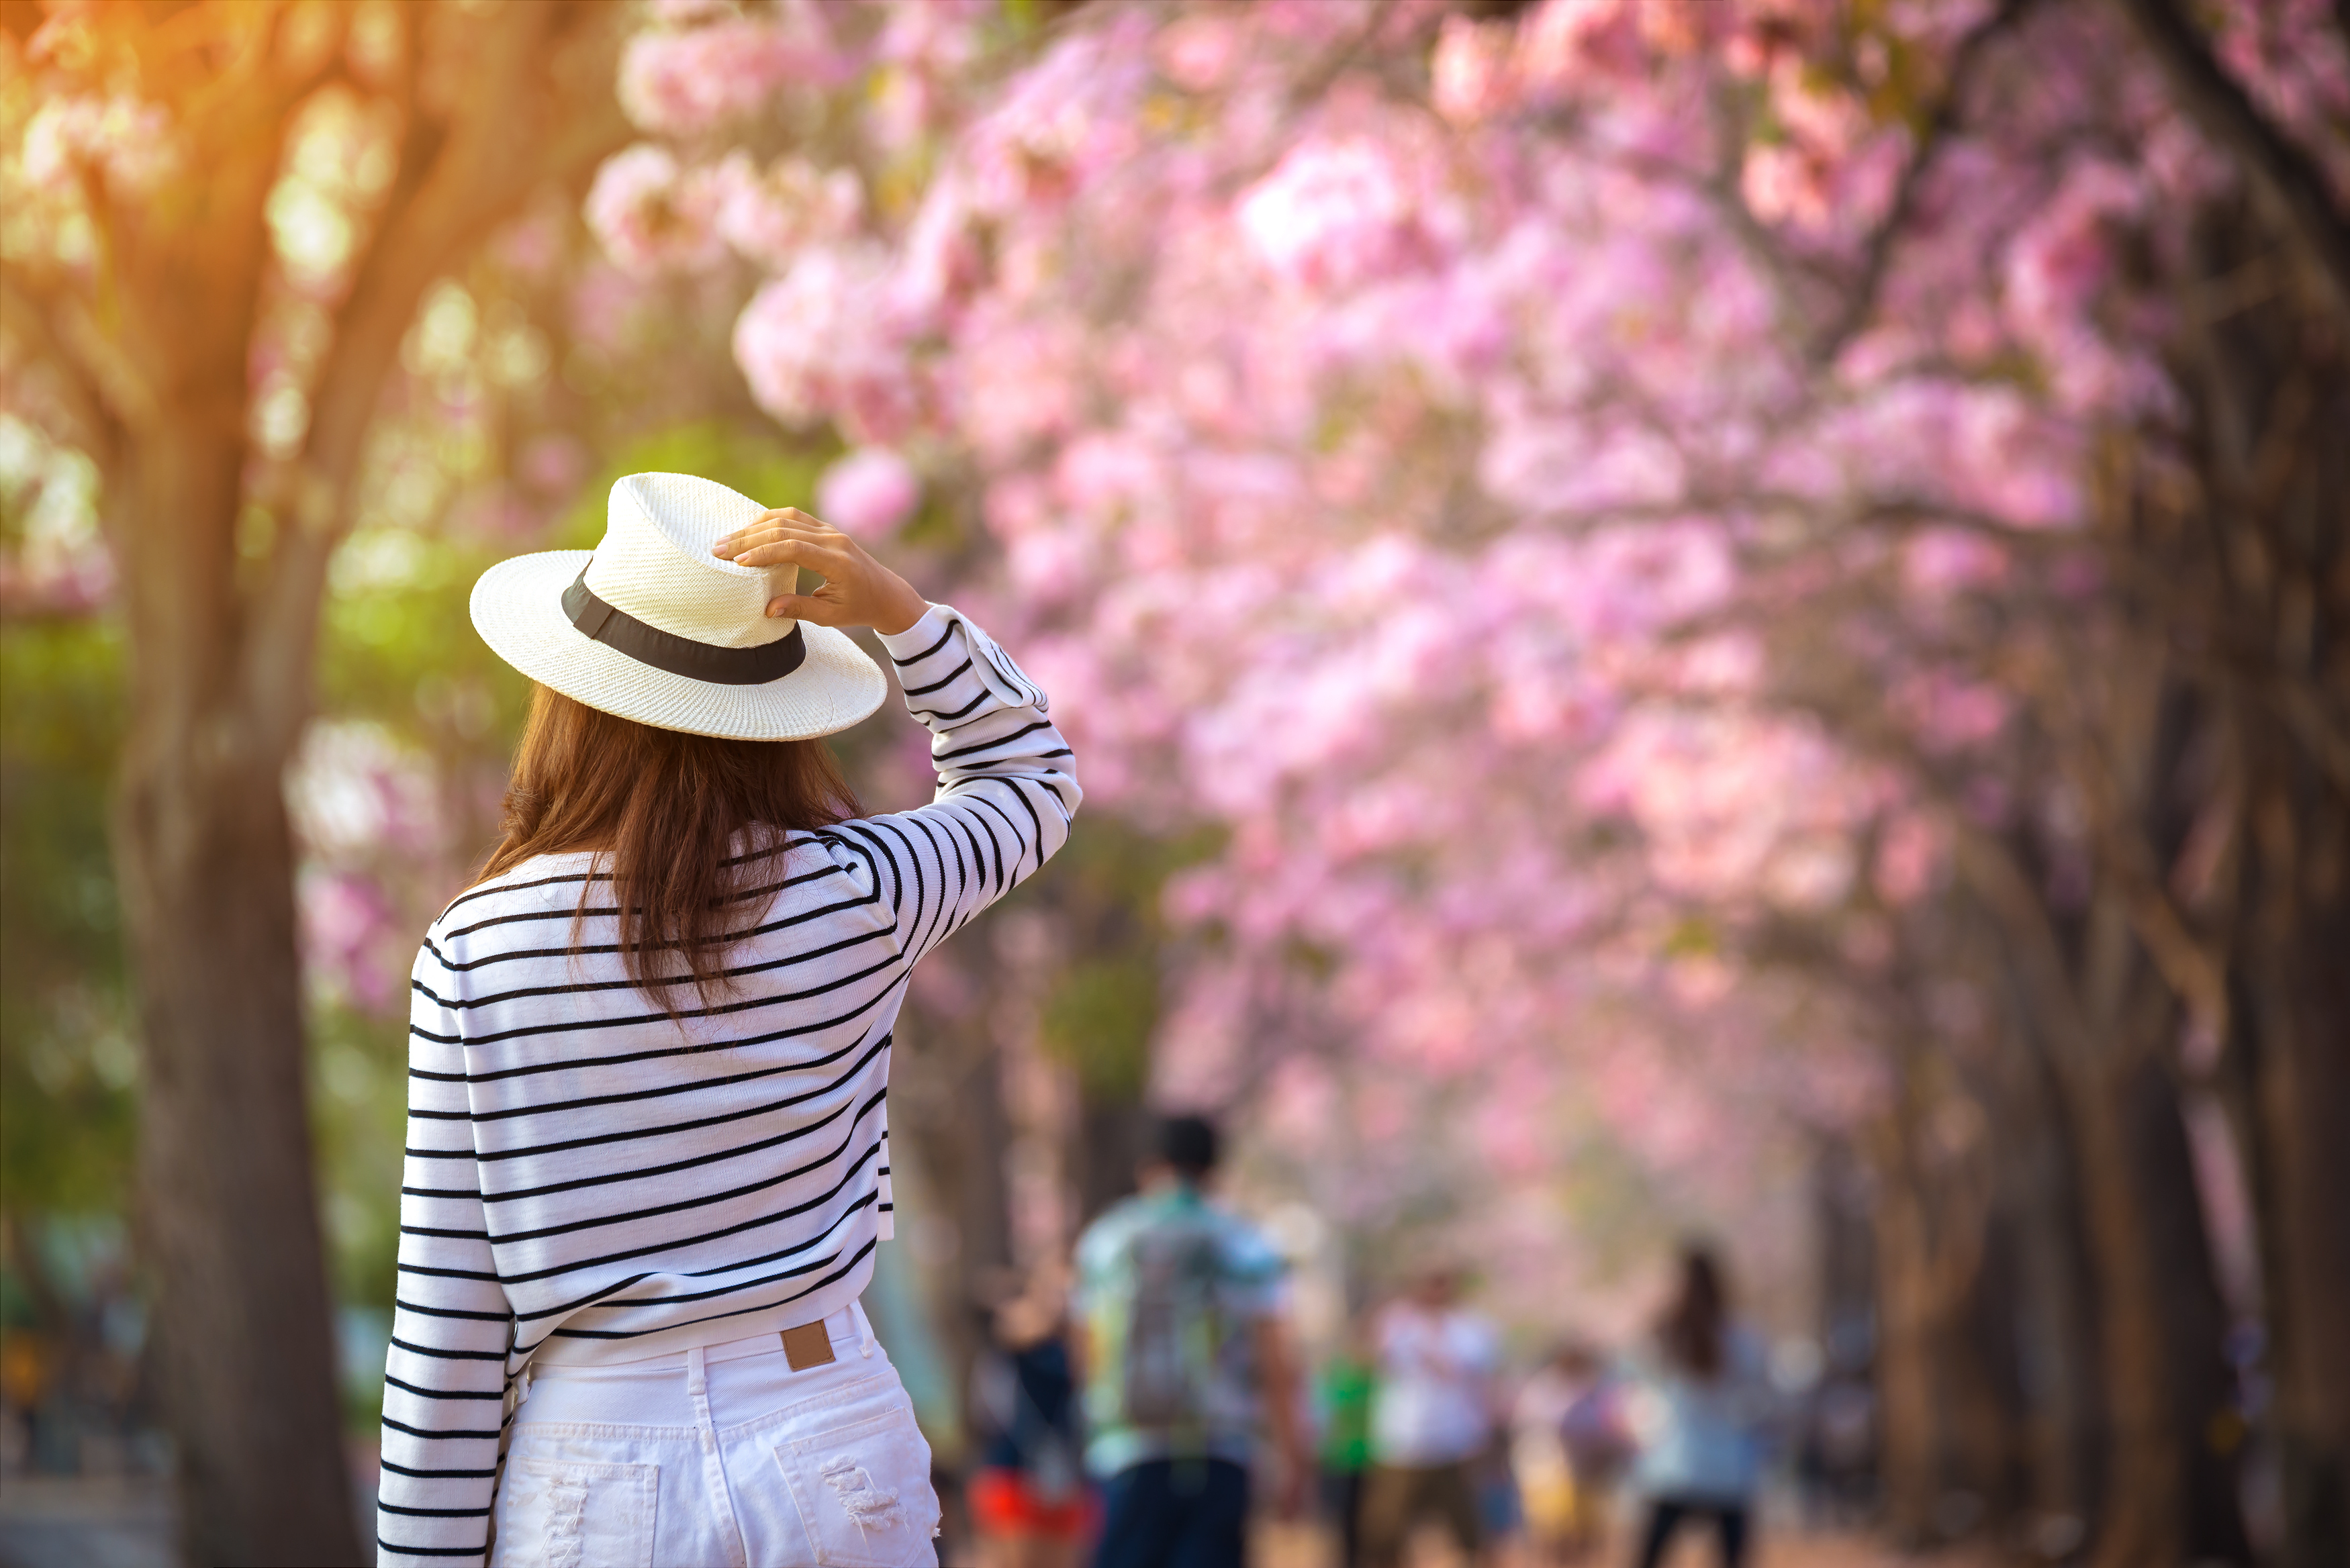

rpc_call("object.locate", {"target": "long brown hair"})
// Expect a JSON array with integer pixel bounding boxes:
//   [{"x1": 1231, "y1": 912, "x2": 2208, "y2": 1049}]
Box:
[
  {"x1": 475, "y1": 685, "x2": 859, "y2": 1011},
  {"x1": 1658, "y1": 1242, "x2": 1729, "y2": 1379}
]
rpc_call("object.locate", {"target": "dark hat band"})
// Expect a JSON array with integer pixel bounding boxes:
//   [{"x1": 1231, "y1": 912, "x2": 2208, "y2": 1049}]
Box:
[{"x1": 561, "y1": 566, "x2": 806, "y2": 687}]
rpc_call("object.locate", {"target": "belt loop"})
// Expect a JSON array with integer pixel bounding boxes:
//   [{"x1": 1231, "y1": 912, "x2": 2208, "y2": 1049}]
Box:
[
  {"x1": 855, "y1": 1301, "x2": 876, "y2": 1360},
  {"x1": 684, "y1": 1344, "x2": 718, "y2": 1455},
  {"x1": 517, "y1": 1364, "x2": 534, "y2": 1409}
]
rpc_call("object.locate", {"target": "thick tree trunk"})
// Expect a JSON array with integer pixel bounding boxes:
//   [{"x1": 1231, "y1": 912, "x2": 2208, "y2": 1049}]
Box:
[
  {"x1": 2007, "y1": 1120, "x2": 2102, "y2": 1535},
  {"x1": 1871, "y1": 1138, "x2": 1943, "y2": 1546},
  {"x1": 2247, "y1": 910, "x2": 2350, "y2": 1567},
  {"x1": 2120, "y1": 1055, "x2": 2253, "y2": 1563},
  {"x1": 112, "y1": 426, "x2": 359, "y2": 1563},
  {"x1": 2174, "y1": 184, "x2": 2350, "y2": 1568},
  {"x1": 1993, "y1": 974, "x2": 2104, "y2": 1536},
  {"x1": 892, "y1": 985, "x2": 1019, "y2": 1458},
  {"x1": 32, "y1": 11, "x2": 629, "y2": 1557},
  {"x1": 2064, "y1": 1046, "x2": 2183, "y2": 1567},
  {"x1": 1071, "y1": 1093, "x2": 1146, "y2": 1230},
  {"x1": 1963, "y1": 852, "x2": 2201, "y2": 1564},
  {"x1": 1950, "y1": 1209, "x2": 2031, "y2": 1530}
]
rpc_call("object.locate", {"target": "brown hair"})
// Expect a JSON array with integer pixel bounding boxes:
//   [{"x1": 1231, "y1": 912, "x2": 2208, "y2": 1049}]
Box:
[
  {"x1": 1658, "y1": 1242, "x2": 1729, "y2": 1379},
  {"x1": 475, "y1": 685, "x2": 859, "y2": 1012}
]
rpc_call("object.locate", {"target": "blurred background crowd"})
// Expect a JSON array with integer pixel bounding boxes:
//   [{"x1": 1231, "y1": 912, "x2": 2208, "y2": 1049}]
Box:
[{"x1": 1, "y1": 1, "x2": 2345, "y2": 1565}]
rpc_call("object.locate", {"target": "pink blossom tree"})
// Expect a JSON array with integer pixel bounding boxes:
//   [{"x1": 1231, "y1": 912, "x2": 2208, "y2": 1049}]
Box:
[{"x1": 592, "y1": 1, "x2": 2349, "y2": 1557}]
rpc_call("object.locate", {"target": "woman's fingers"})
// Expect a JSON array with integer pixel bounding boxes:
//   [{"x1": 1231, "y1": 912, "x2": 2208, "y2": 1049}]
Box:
[
  {"x1": 764, "y1": 592, "x2": 842, "y2": 624},
  {"x1": 726, "y1": 536, "x2": 855, "y2": 573},
  {"x1": 712, "y1": 505, "x2": 913, "y2": 630},
  {"x1": 714, "y1": 508, "x2": 841, "y2": 558},
  {"x1": 714, "y1": 524, "x2": 833, "y2": 560}
]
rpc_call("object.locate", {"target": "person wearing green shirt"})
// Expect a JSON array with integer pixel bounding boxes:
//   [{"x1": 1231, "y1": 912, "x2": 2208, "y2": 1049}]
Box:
[{"x1": 1318, "y1": 1316, "x2": 1378, "y2": 1568}]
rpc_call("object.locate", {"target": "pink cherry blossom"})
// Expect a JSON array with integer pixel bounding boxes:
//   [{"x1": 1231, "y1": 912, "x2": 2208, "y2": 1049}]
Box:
[
  {"x1": 1237, "y1": 138, "x2": 1419, "y2": 292},
  {"x1": 816, "y1": 447, "x2": 921, "y2": 539},
  {"x1": 588, "y1": 0, "x2": 2331, "y2": 1301},
  {"x1": 585, "y1": 144, "x2": 727, "y2": 275},
  {"x1": 618, "y1": 11, "x2": 849, "y2": 138}
]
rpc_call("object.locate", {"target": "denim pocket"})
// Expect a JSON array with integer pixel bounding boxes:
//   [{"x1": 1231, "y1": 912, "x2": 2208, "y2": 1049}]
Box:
[
  {"x1": 489, "y1": 1454, "x2": 658, "y2": 1568},
  {"x1": 774, "y1": 1391, "x2": 939, "y2": 1567}
]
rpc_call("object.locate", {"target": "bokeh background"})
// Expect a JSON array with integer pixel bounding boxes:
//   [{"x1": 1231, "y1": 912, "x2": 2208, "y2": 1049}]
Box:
[{"x1": 1, "y1": 1, "x2": 2345, "y2": 1565}]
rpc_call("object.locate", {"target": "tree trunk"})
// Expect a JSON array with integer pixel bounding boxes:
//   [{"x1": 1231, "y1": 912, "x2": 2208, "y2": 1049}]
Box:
[
  {"x1": 1871, "y1": 1136, "x2": 1942, "y2": 1546},
  {"x1": 24, "y1": 10, "x2": 630, "y2": 1556},
  {"x1": 2173, "y1": 183, "x2": 2350, "y2": 1568},
  {"x1": 892, "y1": 983, "x2": 1019, "y2": 1457},
  {"x1": 2006, "y1": 1110, "x2": 2102, "y2": 1537},
  {"x1": 1961, "y1": 848, "x2": 2196, "y2": 1563},
  {"x1": 2246, "y1": 907, "x2": 2350, "y2": 1567},
  {"x1": 2063, "y1": 1046, "x2": 2183, "y2": 1567},
  {"x1": 113, "y1": 426, "x2": 359, "y2": 1563},
  {"x1": 1071, "y1": 1093, "x2": 1146, "y2": 1230},
  {"x1": 2120, "y1": 1055, "x2": 2254, "y2": 1563}
]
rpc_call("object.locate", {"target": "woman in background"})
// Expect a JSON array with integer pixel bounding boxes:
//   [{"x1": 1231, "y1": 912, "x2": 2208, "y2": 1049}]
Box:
[{"x1": 1626, "y1": 1244, "x2": 1770, "y2": 1568}]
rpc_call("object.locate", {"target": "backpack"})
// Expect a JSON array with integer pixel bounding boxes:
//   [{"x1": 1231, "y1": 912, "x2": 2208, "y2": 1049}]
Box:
[{"x1": 1114, "y1": 1211, "x2": 1231, "y2": 1434}]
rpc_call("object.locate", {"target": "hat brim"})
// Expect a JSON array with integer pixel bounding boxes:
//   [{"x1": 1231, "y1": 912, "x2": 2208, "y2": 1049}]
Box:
[{"x1": 471, "y1": 551, "x2": 888, "y2": 742}]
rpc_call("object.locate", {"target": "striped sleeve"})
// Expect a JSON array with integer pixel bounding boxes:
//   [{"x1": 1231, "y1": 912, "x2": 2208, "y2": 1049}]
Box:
[
  {"x1": 377, "y1": 940, "x2": 512, "y2": 1567},
  {"x1": 844, "y1": 603, "x2": 1080, "y2": 961}
]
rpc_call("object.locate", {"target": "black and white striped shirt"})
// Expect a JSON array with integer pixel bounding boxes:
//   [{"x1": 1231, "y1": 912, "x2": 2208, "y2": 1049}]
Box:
[{"x1": 376, "y1": 605, "x2": 1077, "y2": 1567}]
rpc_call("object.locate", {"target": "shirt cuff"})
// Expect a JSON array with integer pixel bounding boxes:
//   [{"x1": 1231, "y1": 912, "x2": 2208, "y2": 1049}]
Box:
[
  {"x1": 880, "y1": 603, "x2": 1046, "y2": 712},
  {"x1": 875, "y1": 602, "x2": 951, "y2": 657}
]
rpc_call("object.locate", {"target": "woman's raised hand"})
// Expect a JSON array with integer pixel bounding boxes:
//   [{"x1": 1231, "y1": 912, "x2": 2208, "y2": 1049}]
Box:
[{"x1": 711, "y1": 507, "x2": 930, "y2": 636}]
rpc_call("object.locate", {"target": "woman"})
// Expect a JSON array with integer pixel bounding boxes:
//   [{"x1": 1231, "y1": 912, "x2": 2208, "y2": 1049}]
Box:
[
  {"x1": 375, "y1": 473, "x2": 1077, "y2": 1568},
  {"x1": 1625, "y1": 1244, "x2": 1770, "y2": 1568}
]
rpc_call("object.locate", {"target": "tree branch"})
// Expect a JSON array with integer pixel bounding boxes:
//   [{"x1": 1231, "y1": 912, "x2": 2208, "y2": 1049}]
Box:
[
  {"x1": 2112, "y1": 0, "x2": 2350, "y2": 328},
  {"x1": 240, "y1": 0, "x2": 629, "y2": 754},
  {"x1": 0, "y1": 275, "x2": 126, "y2": 456},
  {"x1": 1808, "y1": 0, "x2": 2038, "y2": 366}
]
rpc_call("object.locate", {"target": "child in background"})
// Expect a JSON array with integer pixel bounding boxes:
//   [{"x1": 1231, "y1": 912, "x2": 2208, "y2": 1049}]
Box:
[
  {"x1": 1511, "y1": 1341, "x2": 1589, "y2": 1564},
  {"x1": 968, "y1": 1265, "x2": 1094, "y2": 1568}
]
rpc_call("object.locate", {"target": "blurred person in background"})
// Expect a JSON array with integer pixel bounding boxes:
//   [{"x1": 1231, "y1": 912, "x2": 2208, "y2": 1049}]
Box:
[
  {"x1": 1560, "y1": 1344, "x2": 1637, "y2": 1555},
  {"x1": 969, "y1": 1263, "x2": 1094, "y2": 1568},
  {"x1": 1795, "y1": 1361, "x2": 1876, "y2": 1529},
  {"x1": 1360, "y1": 1265, "x2": 1501, "y2": 1567},
  {"x1": 1513, "y1": 1340, "x2": 1621, "y2": 1564},
  {"x1": 1623, "y1": 1244, "x2": 1771, "y2": 1568},
  {"x1": 376, "y1": 479, "x2": 1077, "y2": 1568},
  {"x1": 1317, "y1": 1311, "x2": 1379, "y2": 1568},
  {"x1": 1072, "y1": 1113, "x2": 1309, "y2": 1568}
]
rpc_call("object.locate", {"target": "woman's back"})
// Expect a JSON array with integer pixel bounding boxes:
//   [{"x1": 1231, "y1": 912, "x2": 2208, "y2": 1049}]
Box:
[
  {"x1": 1627, "y1": 1322, "x2": 1769, "y2": 1502},
  {"x1": 411, "y1": 828, "x2": 908, "y2": 1365}
]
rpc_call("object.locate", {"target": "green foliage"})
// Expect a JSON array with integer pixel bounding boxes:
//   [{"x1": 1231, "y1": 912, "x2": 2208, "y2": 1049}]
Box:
[
  {"x1": 1024, "y1": 818, "x2": 1220, "y2": 1103},
  {"x1": 1041, "y1": 954, "x2": 1157, "y2": 1100},
  {"x1": 1662, "y1": 915, "x2": 1718, "y2": 959},
  {"x1": 0, "y1": 617, "x2": 135, "y2": 1218}
]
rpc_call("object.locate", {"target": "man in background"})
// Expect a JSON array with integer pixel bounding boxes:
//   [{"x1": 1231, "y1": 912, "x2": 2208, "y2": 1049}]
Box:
[
  {"x1": 1359, "y1": 1265, "x2": 1501, "y2": 1567},
  {"x1": 1072, "y1": 1114, "x2": 1309, "y2": 1568}
]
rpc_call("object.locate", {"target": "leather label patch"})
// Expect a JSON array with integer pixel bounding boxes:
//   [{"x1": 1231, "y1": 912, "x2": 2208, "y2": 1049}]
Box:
[{"x1": 782, "y1": 1321, "x2": 837, "y2": 1371}]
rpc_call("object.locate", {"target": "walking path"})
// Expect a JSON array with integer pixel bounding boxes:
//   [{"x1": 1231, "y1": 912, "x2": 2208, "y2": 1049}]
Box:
[
  {"x1": 0, "y1": 1475, "x2": 2006, "y2": 1568},
  {"x1": 1252, "y1": 1518, "x2": 2010, "y2": 1568}
]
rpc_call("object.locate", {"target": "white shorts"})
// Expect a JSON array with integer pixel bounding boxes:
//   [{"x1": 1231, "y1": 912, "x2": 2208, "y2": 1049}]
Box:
[{"x1": 490, "y1": 1304, "x2": 940, "y2": 1568}]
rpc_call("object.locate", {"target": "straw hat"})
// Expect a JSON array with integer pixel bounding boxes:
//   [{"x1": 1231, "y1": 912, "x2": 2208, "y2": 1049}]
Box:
[{"x1": 469, "y1": 472, "x2": 888, "y2": 740}]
